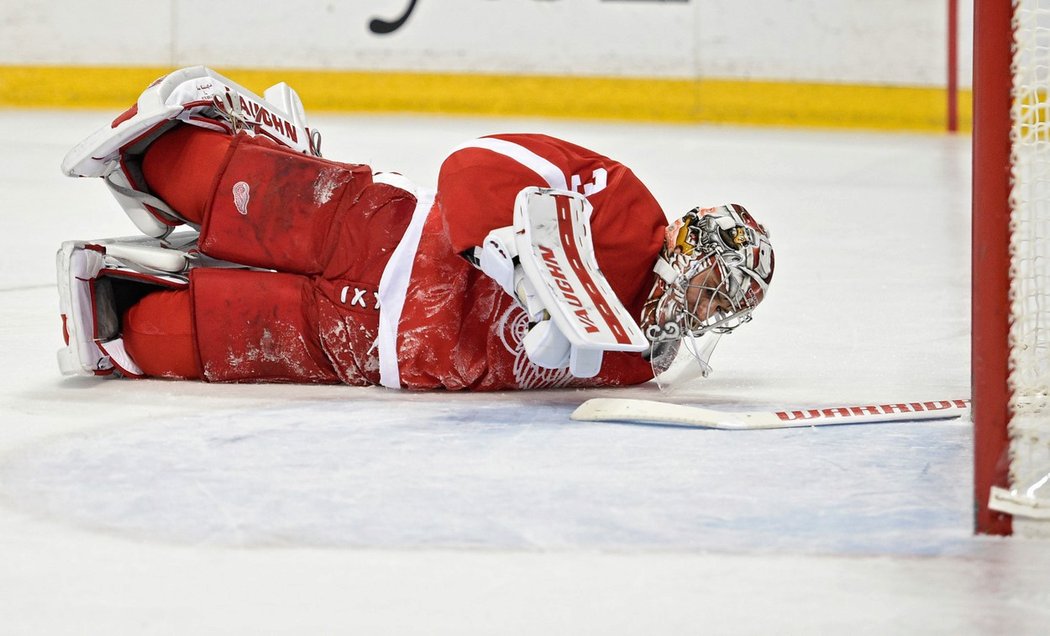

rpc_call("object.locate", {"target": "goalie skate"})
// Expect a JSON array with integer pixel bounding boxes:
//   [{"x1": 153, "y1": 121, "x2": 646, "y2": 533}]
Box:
[
  {"x1": 62, "y1": 66, "x2": 321, "y2": 238},
  {"x1": 56, "y1": 233, "x2": 203, "y2": 377}
]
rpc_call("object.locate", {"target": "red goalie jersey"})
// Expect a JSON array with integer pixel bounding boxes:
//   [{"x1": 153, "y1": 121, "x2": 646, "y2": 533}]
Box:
[{"x1": 391, "y1": 134, "x2": 668, "y2": 390}]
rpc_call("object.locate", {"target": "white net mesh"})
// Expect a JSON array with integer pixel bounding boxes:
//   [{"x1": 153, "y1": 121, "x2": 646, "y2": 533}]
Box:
[{"x1": 1009, "y1": 0, "x2": 1050, "y2": 536}]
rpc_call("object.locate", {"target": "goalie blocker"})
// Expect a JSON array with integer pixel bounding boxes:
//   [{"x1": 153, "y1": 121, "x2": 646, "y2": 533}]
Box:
[{"x1": 475, "y1": 188, "x2": 649, "y2": 378}]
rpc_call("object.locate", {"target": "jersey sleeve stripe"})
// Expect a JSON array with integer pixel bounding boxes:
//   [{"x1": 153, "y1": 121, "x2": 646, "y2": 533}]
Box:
[{"x1": 445, "y1": 137, "x2": 569, "y2": 190}]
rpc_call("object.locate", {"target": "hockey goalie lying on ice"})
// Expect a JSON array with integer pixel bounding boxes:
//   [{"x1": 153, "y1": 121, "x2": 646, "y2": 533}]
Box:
[{"x1": 55, "y1": 67, "x2": 774, "y2": 391}]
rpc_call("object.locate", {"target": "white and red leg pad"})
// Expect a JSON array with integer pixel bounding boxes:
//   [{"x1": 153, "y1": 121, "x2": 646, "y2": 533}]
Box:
[
  {"x1": 61, "y1": 66, "x2": 321, "y2": 238},
  {"x1": 56, "y1": 237, "x2": 192, "y2": 377},
  {"x1": 190, "y1": 269, "x2": 342, "y2": 384},
  {"x1": 198, "y1": 135, "x2": 373, "y2": 272}
]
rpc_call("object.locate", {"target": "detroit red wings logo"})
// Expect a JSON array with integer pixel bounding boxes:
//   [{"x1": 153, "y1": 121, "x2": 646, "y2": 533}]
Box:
[
  {"x1": 232, "y1": 181, "x2": 250, "y2": 215},
  {"x1": 496, "y1": 306, "x2": 575, "y2": 390}
]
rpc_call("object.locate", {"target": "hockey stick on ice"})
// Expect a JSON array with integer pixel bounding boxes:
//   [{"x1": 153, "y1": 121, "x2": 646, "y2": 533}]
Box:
[{"x1": 571, "y1": 398, "x2": 970, "y2": 430}]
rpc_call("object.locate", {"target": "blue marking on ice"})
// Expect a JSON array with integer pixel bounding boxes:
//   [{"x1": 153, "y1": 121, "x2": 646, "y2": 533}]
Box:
[{"x1": 0, "y1": 398, "x2": 973, "y2": 556}]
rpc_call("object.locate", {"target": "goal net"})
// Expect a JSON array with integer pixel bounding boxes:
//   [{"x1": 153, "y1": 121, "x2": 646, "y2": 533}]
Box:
[{"x1": 973, "y1": 0, "x2": 1050, "y2": 537}]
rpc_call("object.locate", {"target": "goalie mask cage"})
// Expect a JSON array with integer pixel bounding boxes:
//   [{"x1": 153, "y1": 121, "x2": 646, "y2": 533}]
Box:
[{"x1": 973, "y1": 0, "x2": 1050, "y2": 537}]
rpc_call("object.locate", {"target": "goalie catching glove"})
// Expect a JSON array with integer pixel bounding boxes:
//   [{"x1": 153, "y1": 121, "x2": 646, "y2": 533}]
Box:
[
  {"x1": 474, "y1": 187, "x2": 649, "y2": 378},
  {"x1": 61, "y1": 66, "x2": 321, "y2": 239}
]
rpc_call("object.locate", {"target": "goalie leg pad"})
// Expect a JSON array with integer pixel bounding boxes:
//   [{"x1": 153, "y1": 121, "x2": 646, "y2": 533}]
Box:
[
  {"x1": 122, "y1": 289, "x2": 200, "y2": 379},
  {"x1": 62, "y1": 66, "x2": 322, "y2": 238},
  {"x1": 198, "y1": 135, "x2": 373, "y2": 273},
  {"x1": 190, "y1": 269, "x2": 342, "y2": 384},
  {"x1": 140, "y1": 125, "x2": 232, "y2": 225},
  {"x1": 57, "y1": 238, "x2": 192, "y2": 377}
]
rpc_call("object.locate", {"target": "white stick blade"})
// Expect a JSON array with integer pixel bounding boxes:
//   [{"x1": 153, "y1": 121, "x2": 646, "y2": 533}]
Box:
[{"x1": 570, "y1": 399, "x2": 774, "y2": 429}]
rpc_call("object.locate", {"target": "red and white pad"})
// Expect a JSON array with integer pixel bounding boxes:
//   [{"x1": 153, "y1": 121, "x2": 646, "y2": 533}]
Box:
[
  {"x1": 62, "y1": 66, "x2": 320, "y2": 238},
  {"x1": 513, "y1": 187, "x2": 648, "y2": 377},
  {"x1": 56, "y1": 234, "x2": 196, "y2": 377}
]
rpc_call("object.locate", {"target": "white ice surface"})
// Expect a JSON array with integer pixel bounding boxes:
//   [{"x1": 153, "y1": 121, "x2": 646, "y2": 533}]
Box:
[{"x1": 2, "y1": 110, "x2": 1048, "y2": 634}]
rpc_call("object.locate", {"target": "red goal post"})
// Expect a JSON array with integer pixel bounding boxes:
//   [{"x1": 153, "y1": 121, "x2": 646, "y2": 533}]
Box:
[{"x1": 972, "y1": 0, "x2": 1050, "y2": 537}]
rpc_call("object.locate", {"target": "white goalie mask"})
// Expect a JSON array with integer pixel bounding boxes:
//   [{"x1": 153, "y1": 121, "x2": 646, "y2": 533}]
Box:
[{"x1": 641, "y1": 204, "x2": 774, "y2": 385}]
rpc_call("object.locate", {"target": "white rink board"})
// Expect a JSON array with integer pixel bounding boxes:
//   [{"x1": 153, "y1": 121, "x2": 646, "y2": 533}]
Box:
[{"x1": 0, "y1": 0, "x2": 972, "y2": 86}]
